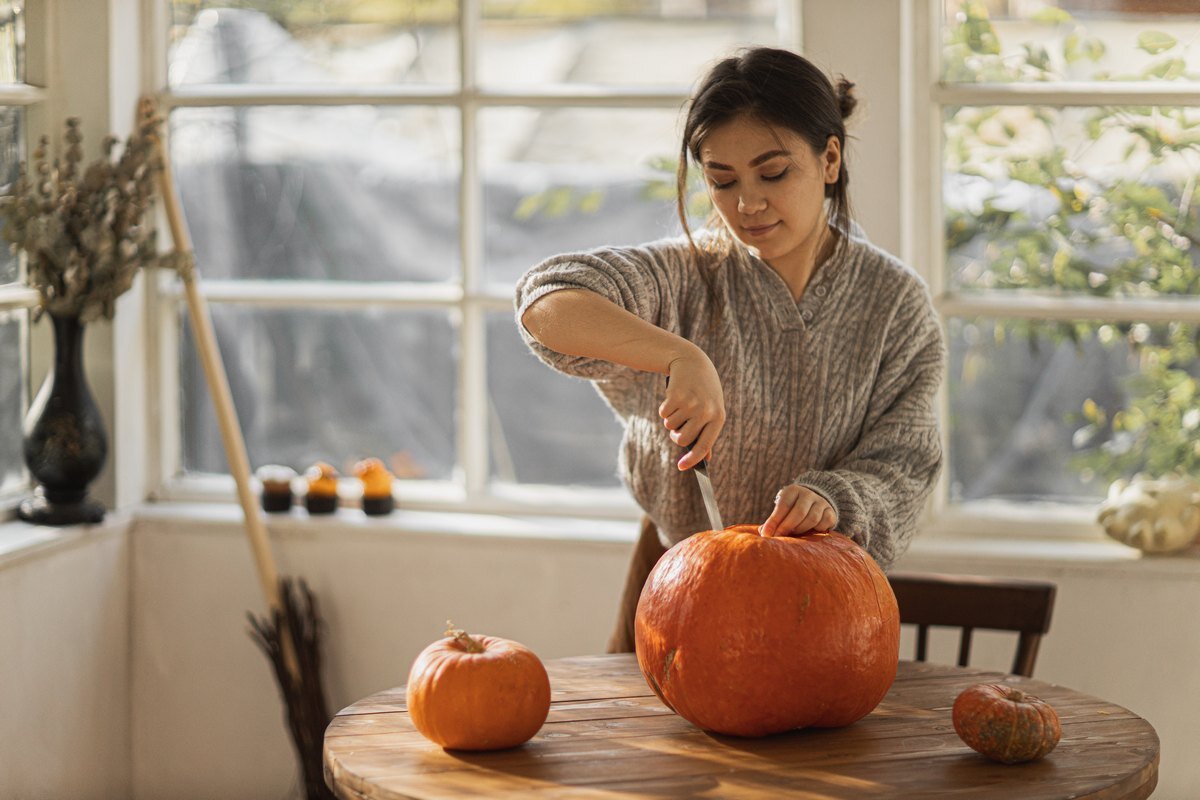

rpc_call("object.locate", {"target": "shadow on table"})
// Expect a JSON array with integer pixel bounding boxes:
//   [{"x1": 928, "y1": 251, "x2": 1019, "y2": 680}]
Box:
[{"x1": 440, "y1": 721, "x2": 939, "y2": 797}]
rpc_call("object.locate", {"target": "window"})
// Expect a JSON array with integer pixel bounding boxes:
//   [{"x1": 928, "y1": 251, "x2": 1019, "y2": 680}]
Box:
[
  {"x1": 0, "y1": 2, "x2": 38, "y2": 514},
  {"x1": 159, "y1": 2, "x2": 792, "y2": 513},
  {"x1": 934, "y1": 0, "x2": 1200, "y2": 511}
]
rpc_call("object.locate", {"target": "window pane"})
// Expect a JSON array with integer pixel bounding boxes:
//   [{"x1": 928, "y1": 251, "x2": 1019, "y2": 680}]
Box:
[
  {"x1": 486, "y1": 311, "x2": 622, "y2": 487},
  {"x1": 170, "y1": 106, "x2": 460, "y2": 282},
  {"x1": 0, "y1": 3, "x2": 23, "y2": 84},
  {"x1": 180, "y1": 306, "x2": 457, "y2": 481},
  {"x1": 169, "y1": 3, "x2": 457, "y2": 86},
  {"x1": 0, "y1": 309, "x2": 26, "y2": 496},
  {"x1": 945, "y1": 105, "x2": 1200, "y2": 297},
  {"x1": 481, "y1": 107, "x2": 685, "y2": 288},
  {"x1": 948, "y1": 317, "x2": 1199, "y2": 504},
  {"x1": 481, "y1": 1, "x2": 778, "y2": 87},
  {"x1": 0, "y1": 105, "x2": 21, "y2": 284},
  {"x1": 942, "y1": 0, "x2": 1200, "y2": 83}
]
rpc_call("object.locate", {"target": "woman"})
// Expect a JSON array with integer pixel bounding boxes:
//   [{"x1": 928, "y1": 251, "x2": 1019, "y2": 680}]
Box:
[{"x1": 515, "y1": 47, "x2": 945, "y2": 652}]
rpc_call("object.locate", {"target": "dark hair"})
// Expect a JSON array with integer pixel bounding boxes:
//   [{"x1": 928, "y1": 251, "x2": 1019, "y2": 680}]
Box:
[{"x1": 676, "y1": 47, "x2": 857, "y2": 300}]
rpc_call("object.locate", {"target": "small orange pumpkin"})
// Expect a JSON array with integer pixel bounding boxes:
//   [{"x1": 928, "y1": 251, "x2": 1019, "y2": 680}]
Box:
[
  {"x1": 405, "y1": 623, "x2": 551, "y2": 750},
  {"x1": 952, "y1": 683, "x2": 1061, "y2": 764}
]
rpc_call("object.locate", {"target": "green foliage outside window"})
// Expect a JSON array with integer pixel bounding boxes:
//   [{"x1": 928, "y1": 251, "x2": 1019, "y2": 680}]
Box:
[{"x1": 944, "y1": 2, "x2": 1200, "y2": 484}]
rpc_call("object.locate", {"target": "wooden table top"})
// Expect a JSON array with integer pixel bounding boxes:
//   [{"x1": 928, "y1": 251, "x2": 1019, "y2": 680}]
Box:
[{"x1": 323, "y1": 654, "x2": 1159, "y2": 799}]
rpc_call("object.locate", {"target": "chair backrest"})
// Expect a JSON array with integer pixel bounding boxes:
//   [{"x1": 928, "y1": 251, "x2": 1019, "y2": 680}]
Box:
[{"x1": 887, "y1": 571, "x2": 1057, "y2": 677}]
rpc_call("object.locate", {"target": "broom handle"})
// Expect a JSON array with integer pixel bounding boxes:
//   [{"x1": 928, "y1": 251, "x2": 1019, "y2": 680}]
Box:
[{"x1": 150, "y1": 103, "x2": 300, "y2": 681}]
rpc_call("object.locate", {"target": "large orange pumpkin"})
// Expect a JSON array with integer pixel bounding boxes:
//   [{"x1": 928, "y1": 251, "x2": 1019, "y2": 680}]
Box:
[
  {"x1": 405, "y1": 624, "x2": 551, "y2": 750},
  {"x1": 634, "y1": 526, "x2": 899, "y2": 737},
  {"x1": 952, "y1": 683, "x2": 1061, "y2": 764}
]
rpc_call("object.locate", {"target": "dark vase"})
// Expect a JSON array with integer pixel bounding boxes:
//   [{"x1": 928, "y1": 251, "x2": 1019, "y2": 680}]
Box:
[{"x1": 18, "y1": 313, "x2": 107, "y2": 525}]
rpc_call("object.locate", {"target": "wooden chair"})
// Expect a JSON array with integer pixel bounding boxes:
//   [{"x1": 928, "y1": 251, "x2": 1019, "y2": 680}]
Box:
[{"x1": 887, "y1": 571, "x2": 1057, "y2": 677}]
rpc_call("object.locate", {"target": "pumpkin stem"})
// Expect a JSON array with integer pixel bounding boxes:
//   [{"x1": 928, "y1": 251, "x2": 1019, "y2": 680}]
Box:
[{"x1": 444, "y1": 619, "x2": 486, "y2": 653}]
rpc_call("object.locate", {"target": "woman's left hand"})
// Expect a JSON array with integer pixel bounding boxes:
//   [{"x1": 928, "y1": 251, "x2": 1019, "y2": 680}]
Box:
[{"x1": 759, "y1": 484, "x2": 837, "y2": 537}]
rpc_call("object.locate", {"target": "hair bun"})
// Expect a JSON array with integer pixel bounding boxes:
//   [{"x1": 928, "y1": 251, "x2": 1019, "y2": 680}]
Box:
[{"x1": 835, "y1": 77, "x2": 857, "y2": 120}]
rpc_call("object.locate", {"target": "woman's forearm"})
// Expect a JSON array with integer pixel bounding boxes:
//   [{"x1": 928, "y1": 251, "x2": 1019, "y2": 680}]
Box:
[{"x1": 520, "y1": 288, "x2": 700, "y2": 375}]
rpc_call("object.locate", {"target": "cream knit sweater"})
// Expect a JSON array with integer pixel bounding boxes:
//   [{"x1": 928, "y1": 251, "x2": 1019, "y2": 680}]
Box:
[{"x1": 514, "y1": 233, "x2": 945, "y2": 570}]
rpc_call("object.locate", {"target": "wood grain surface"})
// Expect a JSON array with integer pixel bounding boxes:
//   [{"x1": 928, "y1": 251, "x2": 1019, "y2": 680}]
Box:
[{"x1": 324, "y1": 655, "x2": 1158, "y2": 799}]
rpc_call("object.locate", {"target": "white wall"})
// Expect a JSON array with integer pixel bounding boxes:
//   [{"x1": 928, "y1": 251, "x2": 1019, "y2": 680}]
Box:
[
  {"x1": 0, "y1": 523, "x2": 131, "y2": 800},
  {"x1": 128, "y1": 509, "x2": 632, "y2": 799}
]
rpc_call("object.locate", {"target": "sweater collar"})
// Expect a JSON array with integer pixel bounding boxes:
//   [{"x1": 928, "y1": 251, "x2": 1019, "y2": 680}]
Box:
[{"x1": 745, "y1": 238, "x2": 852, "y2": 333}]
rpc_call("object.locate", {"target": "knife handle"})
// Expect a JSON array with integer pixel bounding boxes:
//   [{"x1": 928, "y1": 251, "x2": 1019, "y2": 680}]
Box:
[{"x1": 665, "y1": 375, "x2": 708, "y2": 470}]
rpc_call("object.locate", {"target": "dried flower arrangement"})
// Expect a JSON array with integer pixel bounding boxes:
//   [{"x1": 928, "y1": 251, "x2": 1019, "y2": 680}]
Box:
[{"x1": 0, "y1": 100, "x2": 163, "y2": 321}]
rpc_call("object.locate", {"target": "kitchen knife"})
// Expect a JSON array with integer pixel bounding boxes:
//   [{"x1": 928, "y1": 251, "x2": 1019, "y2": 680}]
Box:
[{"x1": 665, "y1": 376, "x2": 724, "y2": 531}]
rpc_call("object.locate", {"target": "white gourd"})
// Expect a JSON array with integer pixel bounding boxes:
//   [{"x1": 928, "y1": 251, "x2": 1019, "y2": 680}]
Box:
[{"x1": 1097, "y1": 475, "x2": 1200, "y2": 554}]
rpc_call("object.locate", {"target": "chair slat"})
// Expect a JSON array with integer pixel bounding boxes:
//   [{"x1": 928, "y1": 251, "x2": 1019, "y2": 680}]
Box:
[
  {"x1": 957, "y1": 627, "x2": 973, "y2": 668},
  {"x1": 1013, "y1": 632, "x2": 1043, "y2": 677},
  {"x1": 889, "y1": 571, "x2": 1056, "y2": 678}
]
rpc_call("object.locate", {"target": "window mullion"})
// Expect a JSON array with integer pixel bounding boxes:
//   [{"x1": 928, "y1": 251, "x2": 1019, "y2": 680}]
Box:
[
  {"x1": 938, "y1": 293, "x2": 1200, "y2": 324},
  {"x1": 158, "y1": 279, "x2": 463, "y2": 307},
  {"x1": 0, "y1": 85, "x2": 46, "y2": 105},
  {"x1": 901, "y1": 0, "x2": 942, "y2": 293},
  {"x1": 0, "y1": 287, "x2": 40, "y2": 311},
  {"x1": 155, "y1": 295, "x2": 182, "y2": 495},
  {"x1": 936, "y1": 81, "x2": 1200, "y2": 108},
  {"x1": 164, "y1": 85, "x2": 461, "y2": 108},
  {"x1": 165, "y1": 86, "x2": 697, "y2": 108},
  {"x1": 907, "y1": 0, "x2": 950, "y2": 524},
  {"x1": 459, "y1": 0, "x2": 489, "y2": 502}
]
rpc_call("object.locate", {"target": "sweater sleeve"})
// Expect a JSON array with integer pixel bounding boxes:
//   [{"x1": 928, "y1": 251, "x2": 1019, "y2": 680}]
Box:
[
  {"x1": 513, "y1": 242, "x2": 688, "y2": 381},
  {"x1": 792, "y1": 281, "x2": 946, "y2": 570}
]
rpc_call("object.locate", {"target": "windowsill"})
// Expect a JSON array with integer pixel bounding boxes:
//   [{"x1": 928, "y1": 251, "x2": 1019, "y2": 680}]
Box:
[
  {"x1": 0, "y1": 512, "x2": 132, "y2": 568},
  {"x1": 905, "y1": 532, "x2": 1135, "y2": 563},
  {"x1": 132, "y1": 501, "x2": 640, "y2": 545},
  {"x1": 900, "y1": 530, "x2": 1200, "y2": 580},
  {"x1": 3, "y1": 500, "x2": 1200, "y2": 581},
  {"x1": 154, "y1": 475, "x2": 644, "y2": 523}
]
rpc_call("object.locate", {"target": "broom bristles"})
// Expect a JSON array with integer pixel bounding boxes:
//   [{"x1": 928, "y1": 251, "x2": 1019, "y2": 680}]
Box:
[{"x1": 248, "y1": 577, "x2": 335, "y2": 800}]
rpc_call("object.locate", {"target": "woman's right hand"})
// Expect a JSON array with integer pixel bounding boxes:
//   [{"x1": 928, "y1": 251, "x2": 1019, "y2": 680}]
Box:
[{"x1": 659, "y1": 350, "x2": 725, "y2": 470}]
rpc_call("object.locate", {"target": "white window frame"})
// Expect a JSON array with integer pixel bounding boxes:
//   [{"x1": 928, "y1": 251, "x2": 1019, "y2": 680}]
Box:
[
  {"x1": 907, "y1": 0, "x2": 1200, "y2": 540},
  {"x1": 145, "y1": 1, "x2": 803, "y2": 520},
  {"x1": 144, "y1": 1, "x2": 1196, "y2": 542},
  {"x1": 0, "y1": 3, "x2": 49, "y2": 516}
]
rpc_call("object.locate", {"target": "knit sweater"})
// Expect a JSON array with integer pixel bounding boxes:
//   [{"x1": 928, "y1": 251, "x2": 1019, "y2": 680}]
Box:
[{"x1": 514, "y1": 233, "x2": 945, "y2": 570}]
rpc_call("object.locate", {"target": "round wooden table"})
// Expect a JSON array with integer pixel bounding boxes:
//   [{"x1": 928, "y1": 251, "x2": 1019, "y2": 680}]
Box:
[{"x1": 323, "y1": 654, "x2": 1159, "y2": 799}]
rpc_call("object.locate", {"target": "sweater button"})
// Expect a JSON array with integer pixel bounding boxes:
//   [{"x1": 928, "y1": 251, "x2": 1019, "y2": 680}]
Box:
[
  {"x1": 815, "y1": 286, "x2": 828, "y2": 297},
  {"x1": 801, "y1": 309, "x2": 814, "y2": 321}
]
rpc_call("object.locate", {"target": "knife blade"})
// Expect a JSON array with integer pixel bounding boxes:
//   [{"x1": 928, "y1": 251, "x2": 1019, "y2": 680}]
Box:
[{"x1": 691, "y1": 453, "x2": 724, "y2": 532}]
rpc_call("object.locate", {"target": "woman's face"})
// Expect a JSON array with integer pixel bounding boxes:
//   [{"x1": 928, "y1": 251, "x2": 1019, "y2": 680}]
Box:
[{"x1": 698, "y1": 114, "x2": 840, "y2": 273}]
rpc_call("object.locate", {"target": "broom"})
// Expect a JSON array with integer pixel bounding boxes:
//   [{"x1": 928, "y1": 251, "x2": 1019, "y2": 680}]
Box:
[{"x1": 146, "y1": 96, "x2": 336, "y2": 800}]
